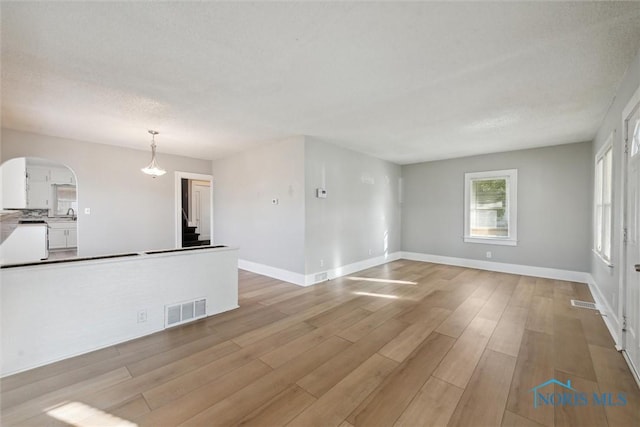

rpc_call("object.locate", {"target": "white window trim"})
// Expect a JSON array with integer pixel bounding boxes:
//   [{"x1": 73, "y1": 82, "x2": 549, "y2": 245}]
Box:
[
  {"x1": 464, "y1": 169, "x2": 518, "y2": 246},
  {"x1": 593, "y1": 134, "x2": 613, "y2": 267}
]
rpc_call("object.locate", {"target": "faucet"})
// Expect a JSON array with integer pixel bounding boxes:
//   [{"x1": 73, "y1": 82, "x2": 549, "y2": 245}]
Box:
[{"x1": 66, "y1": 208, "x2": 75, "y2": 217}]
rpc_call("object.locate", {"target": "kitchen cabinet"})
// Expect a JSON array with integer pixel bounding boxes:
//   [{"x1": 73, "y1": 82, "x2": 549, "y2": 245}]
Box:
[
  {"x1": 25, "y1": 165, "x2": 50, "y2": 208},
  {"x1": 50, "y1": 167, "x2": 75, "y2": 185},
  {"x1": 1, "y1": 158, "x2": 27, "y2": 209},
  {"x1": 48, "y1": 222, "x2": 77, "y2": 249}
]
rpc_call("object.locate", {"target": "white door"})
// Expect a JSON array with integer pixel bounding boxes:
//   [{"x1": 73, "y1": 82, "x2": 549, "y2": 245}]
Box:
[
  {"x1": 191, "y1": 183, "x2": 211, "y2": 241},
  {"x1": 624, "y1": 92, "x2": 640, "y2": 377}
]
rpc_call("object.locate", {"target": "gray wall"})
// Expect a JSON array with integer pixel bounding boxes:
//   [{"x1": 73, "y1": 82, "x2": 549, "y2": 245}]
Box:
[
  {"x1": 402, "y1": 142, "x2": 592, "y2": 272},
  {"x1": 1, "y1": 128, "x2": 212, "y2": 256},
  {"x1": 591, "y1": 47, "x2": 640, "y2": 315},
  {"x1": 212, "y1": 136, "x2": 306, "y2": 274},
  {"x1": 305, "y1": 138, "x2": 402, "y2": 274}
]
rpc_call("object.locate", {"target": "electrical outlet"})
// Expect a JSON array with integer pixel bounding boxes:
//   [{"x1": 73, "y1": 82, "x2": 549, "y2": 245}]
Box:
[
  {"x1": 84, "y1": 207, "x2": 91, "y2": 215},
  {"x1": 320, "y1": 259, "x2": 324, "y2": 267},
  {"x1": 368, "y1": 248, "x2": 373, "y2": 255},
  {"x1": 271, "y1": 198, "x2": 279, "y2": 205},
  {"x1": 137, "y1": 309, "x2": 147, "y2": 323},
  {"x1": 486, "y1": 251, "x2": 492, "y2": 259}
]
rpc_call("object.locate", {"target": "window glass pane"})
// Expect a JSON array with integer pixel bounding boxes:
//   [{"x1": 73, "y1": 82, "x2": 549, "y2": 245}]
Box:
[
  {"x1": 603, "y1": 148, "x2": 612, "y2": 204},
  {"x1": 604, "y1": 204, "x2": 612, "y2": 259},
  {"x1": 470, "y1": 178, "x2": 508, "y2": 237},
  {"x1": 631, "y1": 119, "x2": 640, "y2": 157}
]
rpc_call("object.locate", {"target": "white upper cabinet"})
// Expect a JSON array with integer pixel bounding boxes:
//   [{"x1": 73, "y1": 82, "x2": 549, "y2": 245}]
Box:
[
  {"x1": 1, "y1": 158, "x2": 27, "y2": 209},
  {"x1": 50, "y1": 167, "x2": 75, "y2": 185}
]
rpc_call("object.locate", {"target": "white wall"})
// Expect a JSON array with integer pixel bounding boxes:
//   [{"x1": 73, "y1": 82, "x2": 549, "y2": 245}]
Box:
[
  {"x1": 591, "y1": 47, "x2": 640, "y2": 321},
  {"x1": 0, "y1": 129, "x2": 212, "y2": 256},
  {"x1": 402, "y1": 142, "x2": 592, "y2": 273},
  {"x1": 1, "y1": 247, "x2": 238, "y2": 376},
  {"x1": 212, "y1": 136, "x2": 306, "y2": 274},
  {"x1": 304, "y1": 137, "x2": 402, "y2": 274}
]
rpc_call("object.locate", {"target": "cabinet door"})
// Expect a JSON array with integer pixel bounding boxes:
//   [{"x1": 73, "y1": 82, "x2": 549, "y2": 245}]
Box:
[
  {"x1": 27, "y1": 166, "x2": 50, "y2": 183},
  {"x1": 48, "y1": 228, "x2": 67, "y2": 249},
  {"x1": 27, "y1": 181, "x2": 50, "y2": 208},
  {"x1": 50, "y1": 167, "x2": 74, "y2": 185},
  {"x1": 1, "y1": 157, "x2": 27, "y2": 208},
  {"x1": 66, "y1": 228, "x2": 77, "y2": 248}
]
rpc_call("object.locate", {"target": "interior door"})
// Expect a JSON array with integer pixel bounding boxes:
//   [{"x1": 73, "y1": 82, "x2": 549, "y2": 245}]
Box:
[
  {"x1": 191, "y1": 182, "x2": 211, "y2": 241},
  {"x1": 624, "y1": 95, "x2": 640, "y2": 376}
]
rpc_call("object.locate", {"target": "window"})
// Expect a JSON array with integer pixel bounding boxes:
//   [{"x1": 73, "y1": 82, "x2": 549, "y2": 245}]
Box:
[
  {"x1": 594, "y1": 137, "x2": 613, "y2": 264},
  {"x1": 464, "y1": 169, "x2": 517, "y2": 246}
]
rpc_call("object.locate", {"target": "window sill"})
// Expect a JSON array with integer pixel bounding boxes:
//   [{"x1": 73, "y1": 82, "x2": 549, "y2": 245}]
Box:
[
  {"x1": 463, "y1": 236, "x2": 517, "y2": 246},
  {"x1": 592, "y1": 249, "x2": 613, "y2": 268}
]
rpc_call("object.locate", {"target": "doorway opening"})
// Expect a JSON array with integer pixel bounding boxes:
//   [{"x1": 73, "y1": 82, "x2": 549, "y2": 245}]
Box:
[{"x1": 174, "y1": 172, "x2": 213, "y2": 248}]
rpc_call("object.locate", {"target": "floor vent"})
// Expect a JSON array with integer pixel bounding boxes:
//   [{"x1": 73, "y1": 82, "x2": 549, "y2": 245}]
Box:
[
  {"x1": 165, "y1": 298, "x2": 207, "y2": 328},
  {"x1": 570, "y1": 299, "x2": 599, "y2": 310}
]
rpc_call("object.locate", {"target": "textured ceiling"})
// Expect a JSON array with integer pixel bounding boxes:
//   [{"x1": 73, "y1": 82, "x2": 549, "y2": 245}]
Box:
[{"x1": 2, "y1": 2, "x2": 640, "y2": 164}]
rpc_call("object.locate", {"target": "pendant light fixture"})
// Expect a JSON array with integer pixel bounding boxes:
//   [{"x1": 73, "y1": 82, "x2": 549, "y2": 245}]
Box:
[{"x1": 141, "y1": 130, "x2": 166, "y2": 177}]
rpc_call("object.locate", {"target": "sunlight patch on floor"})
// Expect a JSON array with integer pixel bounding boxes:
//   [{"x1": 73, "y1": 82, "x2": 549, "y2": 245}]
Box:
[
  {"x1": 354, "y1": 291, "x2": 400, "y2": 299},
  {"x1": 347, "y1": 276, "x2": 417, "y2": 285},
  {"x1": 47, "y1": 401, "x2": 137, "y2": 427}
]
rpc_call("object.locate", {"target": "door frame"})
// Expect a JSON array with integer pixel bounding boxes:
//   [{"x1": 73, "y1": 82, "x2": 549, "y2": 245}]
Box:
[
  {"x1": 174, "y1": 171, "x2": 214, "y2": 248},
  {"x1": 619, "y1": 84, "x2": 640, "y2": 381}
]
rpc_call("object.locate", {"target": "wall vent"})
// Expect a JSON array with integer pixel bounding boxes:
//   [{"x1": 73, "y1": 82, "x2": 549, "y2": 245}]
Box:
[
  {"x1": 570, "y1": 299, "x2": 599, "y2": 310},
  {"x1": 165, "y1": 298, "x2": 207, "y2": 328},
  {"x1": 314, "y1": 272, "x2": 328, "y2": 282}
]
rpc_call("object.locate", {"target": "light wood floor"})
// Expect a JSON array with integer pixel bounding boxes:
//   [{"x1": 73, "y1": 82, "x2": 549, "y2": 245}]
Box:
[{"x1": 1, "y1": 260, "x2": 639, "y2": 426}]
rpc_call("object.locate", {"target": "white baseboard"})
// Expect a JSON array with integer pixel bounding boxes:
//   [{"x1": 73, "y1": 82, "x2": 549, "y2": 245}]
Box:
[
  {"x1": 238, "y1": 259, "x2": 307, "y2": 286},
  {"x1": 401, "y1": 251, "x2": 590, "y2": 283},
  {"x1": 239, "y1": 252, "x2": 402, "y2": 287},
  {"x1": 310, "y1": 252, "x2": 402, "y2": 286},
  {"x1": 585, "y1": 274, "x2": 622, "y2": 346}
]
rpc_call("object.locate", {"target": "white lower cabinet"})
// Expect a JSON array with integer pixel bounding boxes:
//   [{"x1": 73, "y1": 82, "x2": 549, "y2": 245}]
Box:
[{"x1": 48, "y1": 222, "x2": 77, "y2": 249}]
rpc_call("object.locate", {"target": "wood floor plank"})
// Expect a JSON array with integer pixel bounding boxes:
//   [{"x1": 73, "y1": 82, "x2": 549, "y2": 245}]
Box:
[
  {"x1": 236, "y1": 385, "x2": 316, "y2": 427},
  {"x1": 107, "y1": 395, "x2": 151, "y2": 422},
  {"x1": 448, "y1": 349, "x2": 517, "y2": 427},
  {"x1": 553, "y1": 315, "x2": 597, "y2": 381},
  {"x1": 533, "y1": 278, "x2": 555, "y2": 298},
  {"x1": 476, "y1": 288, "x2": 512, "y2": 321},
  {"x1": 288, "y1": 354, "x2": 398, "y2": 427},
  {"x1": 126, "y1": 336, "x2": 240, "y2": 378},
  {"x1": 350, "y1": 332, "x2": 456, "y2": 427},
  {"x1": 506, "y1": 359, "x2": 554, "y2": 427},
  {"x1": 508, "y1": 276, "x2": 536, "y2": 308},
  {"x1": 378, "y1": 307, "x2": 451, "y2": 362},
  {"x1": 487, "y1": 305, "x2": 529, "y2": 357},
  {"x1": 553, "y1": 370, "x2": 608, "y2": 427},
  {"x1": 136, "y1": 359, "x2": 272, "y2": 427},
  {"x1": 588, "y1": 344, "x2": 639, "y2": 393},
  {"x1": 432, "y1": 316, "x2": 497, "y2": 388},
  {"x1": 259, "y1": 308, "x2": 370, "y2": 368},
  {"x1": 0, "y1": 346, "x2": 122, "y2": 393},
  {"x1": 70, "y1": 340, "x2": 241, "y2": 413},
  {"x1": 336, "y1": 301, "x2": 411, "y2": 343},
  {"x1": 179, "y1": 336, "x2": 351, "y2": 426},
  {"x1": 518, "y1": 329, "x2": 553, "y2": 364},
  {"x1": 580, "y1": 312, "x2": 616, "y2": 348},
  {"x1": 393, "y1": 376, "x2": 463, "y2": 427},
  {"x1": 232, "y1": 296, "x2": 359, "y2": 347},
  {"x1": 435, "y1": 296, "x2": 487, "y2": 338},
  {"x1": 525, "y1": 296, "x2": 554, "y2": 335},
  {"x1": 297, "y1": 318, "x2": 408, "y2": 397},
  {"x1": 501, "y1": 410, "x2": 545, "y2": 427},
  {"x1": 1, "y1": 367, "x2": 132, "y2": 426},
  {"x1": 305, "y1": 296, "x2": 371, "y2": 328},
  {"x1": 144, "y1": 321, "x2": 315, "y2": 409}
]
